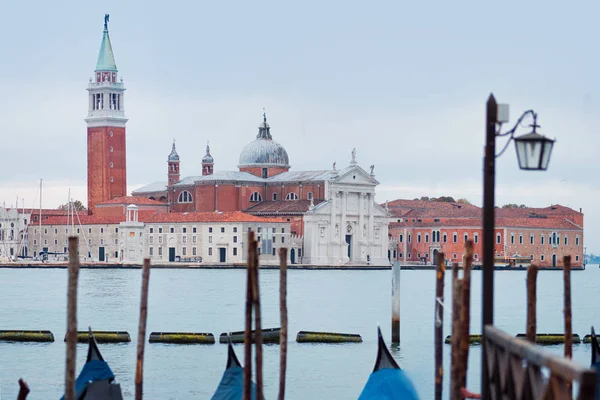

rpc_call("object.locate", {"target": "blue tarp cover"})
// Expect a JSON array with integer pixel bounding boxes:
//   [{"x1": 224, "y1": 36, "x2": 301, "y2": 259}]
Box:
[
  {"x1": 358, "y1": 369, "x2": 419, "y2": 400},
  {"x1": 60, "y1": 360, "x2": 115, "y2": 400},
  {"x1": 210, "y1": 366, "x2": 258, "y2": 400}
]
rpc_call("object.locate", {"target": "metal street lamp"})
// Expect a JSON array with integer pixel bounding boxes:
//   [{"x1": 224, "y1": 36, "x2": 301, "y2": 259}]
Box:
[{"x1": 481, "y1": 94, "x2": 555, "y2": 399}]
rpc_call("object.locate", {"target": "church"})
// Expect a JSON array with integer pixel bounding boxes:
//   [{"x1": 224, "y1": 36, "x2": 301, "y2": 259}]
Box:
[
  {"x1": 132, "y1": 116, "x2": 391, "y2": 266},
  {"x1": 85, "y1": 15, "x2": 391, "y2": 266}
]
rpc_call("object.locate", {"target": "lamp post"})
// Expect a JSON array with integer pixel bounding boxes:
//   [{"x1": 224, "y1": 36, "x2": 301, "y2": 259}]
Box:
[{"x1": 481, "y1": 94, "x2": 555, "y2": 399}]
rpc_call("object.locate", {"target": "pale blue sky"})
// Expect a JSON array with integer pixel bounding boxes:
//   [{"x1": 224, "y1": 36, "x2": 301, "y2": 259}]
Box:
[{"x1": 1, "y1": 0, "x2": 599, "y2": 250}]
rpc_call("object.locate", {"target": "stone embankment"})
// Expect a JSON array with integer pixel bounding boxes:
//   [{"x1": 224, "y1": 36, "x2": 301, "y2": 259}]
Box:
[{"x1": 0, "y1": 262, "x2": 584, "y2": 270}]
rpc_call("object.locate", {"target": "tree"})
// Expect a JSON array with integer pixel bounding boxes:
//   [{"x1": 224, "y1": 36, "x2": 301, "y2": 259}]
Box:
[
  {"x1": 433, "y1": 196, "x2": 456, "y2": 203},
  {"x1": 456, "y1": 198, "x2": 472, "y2": 205},
  {"x1": 57, "y1": 200, "x2": 86, "y2": 211},
  {"x1": 501, "y1": 203, "x2": 528, "y2": 209}
]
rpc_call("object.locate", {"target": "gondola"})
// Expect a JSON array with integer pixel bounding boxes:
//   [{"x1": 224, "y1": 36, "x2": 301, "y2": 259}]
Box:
[
  {"x1": 210, "y1": 336, "x2": 259, "y2": 400},
  {"x1": 60, "y1": 328, "x2": 123, "y2": 400},
  {"x1": 358, "y1": 327, "x2": 419, "y2": 400}
]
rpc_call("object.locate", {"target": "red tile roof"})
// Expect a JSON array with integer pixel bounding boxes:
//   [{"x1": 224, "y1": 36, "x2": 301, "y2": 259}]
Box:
[
  {"x1": 389, "y1": 217, "x2": 582, "y2": 230},
  {"x1": 38, "y1": 210, "x2": 161, "y2": 226},
  {"x1": 385, "y1": 199, "x2": 582, "y2": 221},
  {"x1": 10, "y1": 208, "x2": 71, "y2": 216},
  {"x1": 40, "y1": 215, "x2": 126, "y2": 225},
  {"x1": 145, "y1": 211, "x2": 287, "y2": 224},
  {"x1": 244, "y1": 200, "x2": 323, "y2": 215},
  {"x1": 96, "y1": 196, "x2": 167, "y2": 206}
]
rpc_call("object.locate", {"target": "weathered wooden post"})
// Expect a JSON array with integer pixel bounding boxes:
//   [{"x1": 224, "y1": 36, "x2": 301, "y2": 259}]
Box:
[
  {"x1": 450, "y1": 263, "x2": 463, "y2": 400},
  {"x1": 459, "y1": 241, "x2": 474, "y2": 395},
  {"x1": 135, "y1": 258, "x2": 151, "y2": 400},
  {"x1": 526, "y1": 264, "x2": 538, "y2": 343},
  {"x1": 17, "y1": 378, "x2": 30, "y2": 400},
  {"x1": 434, "y1": 252, "x2": 446, "y2": 400},
  {"x1": 391, "y1": 260, "x2": 401, "y2": 344},
  {"x1": 563, "y1": 255, "x2": 572, "y2": 359},
  {"x1": 244, "y1": 232, "x2": 255, "y2": 400},
  {"x1": 278, "y1": 248, "x2": 288, "y2": 400},
  {"x1": 251, "y1": 238, "x2": 263, "y2": 400},
  {"x1": 65, "y1": 237, "x2": 80, "y2": 400}
]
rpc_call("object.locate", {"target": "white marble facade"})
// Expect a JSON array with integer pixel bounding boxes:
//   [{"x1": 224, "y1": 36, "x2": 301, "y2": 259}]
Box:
[{"x1": 303, "y1": 162, "x2": 390, "y2": 266}]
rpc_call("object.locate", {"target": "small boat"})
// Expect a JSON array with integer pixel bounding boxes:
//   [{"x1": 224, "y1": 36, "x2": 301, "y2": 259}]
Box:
[
  {"x1": 210, "y1": 336, "x2": 259, "y2": 400},
  {"x1": 60, "y1": 328, "x2": 123, "y2": 400},
  {"x1": 358, "y1": 327, "x2": 419, "y2": 400}
]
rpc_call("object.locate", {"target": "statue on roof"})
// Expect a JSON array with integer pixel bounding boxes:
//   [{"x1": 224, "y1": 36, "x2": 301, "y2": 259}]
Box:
[
  {"x1": 370, "y1": 165, "x2": 375, "y2": 175},
  {"x1": 351, "y1": 148, "x2": 356, "y2": 163},
  {"x1": 104, "y1": 14, "x2": 110, "y2": 30},
  {"x1": 333, "y1": 161, "x2": 336, "y2": 171}
]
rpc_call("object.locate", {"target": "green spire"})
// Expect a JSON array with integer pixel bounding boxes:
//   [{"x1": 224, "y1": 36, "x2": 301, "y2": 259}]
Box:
[{"x1": 95, "y1": 14, "x2": 117, "y2": 71}]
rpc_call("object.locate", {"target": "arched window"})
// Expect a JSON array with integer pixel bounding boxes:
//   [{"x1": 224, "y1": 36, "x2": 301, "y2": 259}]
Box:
[
  {"x1": 250, "y1": 192, "x2": 262, "y2": 202},
  {"x1": 307, "y1": 192, "x2": 313, "y2": 200},
  {"x1": 273, "y1": 193, "x2": 277, "y2": 201},
  {"x1": 286, "y1": 192, "x2": 299, "y2": 200},
  {"x1": 178, "y1": 190, "x2": 193, "y2": 203}
]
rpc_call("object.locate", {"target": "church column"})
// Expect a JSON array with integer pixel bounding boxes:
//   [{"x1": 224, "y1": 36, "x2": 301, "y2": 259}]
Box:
[
  {"x1": 330, "y1": 189, "x2": 336, "y2": 245},
  {"x1": 340, "y1": 191, "x2": 347, "y2": 260},
  {"x1": 359, "y1": 192, "x2": 364, "y2": 240},
  {"x1": 368, "y1": 193, "x2": 374, "y2": 255}
]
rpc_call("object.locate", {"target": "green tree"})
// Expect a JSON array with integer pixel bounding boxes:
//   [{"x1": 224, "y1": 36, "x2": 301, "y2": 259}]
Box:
[
  {"x1": 57, "y1": 200, "x2": 86, "y2": 211},
  {"x1": 501, "y1": 203, "x2": 528, "y2": 209},
  {"x1": 456, "y1": 198, "x2": 472, "y2": 205}
]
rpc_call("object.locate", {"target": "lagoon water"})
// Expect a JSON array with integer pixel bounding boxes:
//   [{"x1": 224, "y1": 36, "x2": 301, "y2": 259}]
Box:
[{"x1": 0, "y1": 265, "x2": 598, "y2": 399}]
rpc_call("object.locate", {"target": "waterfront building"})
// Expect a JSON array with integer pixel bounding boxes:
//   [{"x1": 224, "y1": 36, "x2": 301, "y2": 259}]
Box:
[
  {"x1": 28, "y1": 202, "x2": 290, "y2": 265},
  {"x1": 386, "y1": 200, "x2": 584, "y2": 267},
  {"x1": 133, "y1": 123, "x2": 390, "y2": 266},
  {"x1": 0, "y1": 207, "x2": 29, "y2": 261}
]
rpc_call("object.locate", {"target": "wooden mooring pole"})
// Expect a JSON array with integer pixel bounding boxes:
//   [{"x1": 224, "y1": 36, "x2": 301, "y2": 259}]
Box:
[
  {"x1": 278, "y1": 248, "x2": 288, "y2": 400},
  {"x1": 135, "y1": 258, "x2": 151, "y2": 400},
  {"x1": 17, "y1": 378, "x2": 30, "y2": 400},
  {"x1": 564, "y1": 255, "x2": 572, "y2": 359},
  {"x1": 434, "y1": 252, "x2": 445, "y2": 400},
  {"x1": 65, "y1": 237, "x2": 80, "y2": 400},
  {"x1": 243, "y1": 232, "x2": 255, "y2": 400},
  {"x1": 459, "y1": 241, "x2": 474, "y2": 394},
  {"x1": 391, "y1": 260, "x2": 401, "y2": 344},
  {"x1": 251, "y1": 239, "x2": 263, "y2": 400},
  {"x1": 526, "y1": 264, "x2": 538, "y2": 343},
  {"x1": 450, "y1": 263, "x2": 463, "y2": 400}
]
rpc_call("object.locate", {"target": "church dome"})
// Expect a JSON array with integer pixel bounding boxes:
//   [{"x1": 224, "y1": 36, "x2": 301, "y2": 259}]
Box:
[
  {"x1": 238, "y1": 115, "x2": 290, "y2": 168},
  {"x1": 168, "y1": 141, "x2": 179, "y2": 162},
  {"x1": 202, "y1": 143, "x2": 214, "y2": 164}
]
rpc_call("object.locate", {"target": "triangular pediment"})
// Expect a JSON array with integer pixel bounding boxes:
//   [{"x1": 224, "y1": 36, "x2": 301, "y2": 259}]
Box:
[{"x1": 333, "y1": 165, "x2": 378, "y2": 185}]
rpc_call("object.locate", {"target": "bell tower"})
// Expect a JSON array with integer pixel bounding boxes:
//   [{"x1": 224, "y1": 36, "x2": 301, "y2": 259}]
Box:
[
  {"x1": 202, "y1": 142, "x2": 214, "y2": 176},
  {"x1": 85, "y1": 14, "x2": 128, "y2": 214},
  {"x1": 168, "y1": 140, "x2": 180, "y2": 185}
]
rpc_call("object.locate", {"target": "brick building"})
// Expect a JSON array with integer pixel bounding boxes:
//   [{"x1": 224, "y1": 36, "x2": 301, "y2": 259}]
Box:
[
  {"x1": 133, "y1": 116, "x2": 390, "y2": 265},
  {"x1": 386, "y1": 200, "x2": 584, "y2": 268}
]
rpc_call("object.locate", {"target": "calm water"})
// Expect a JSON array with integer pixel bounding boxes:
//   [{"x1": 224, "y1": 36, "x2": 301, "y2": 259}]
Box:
[{"x1": 0, "y1": 265, "x2": 598, "y2": 399}]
